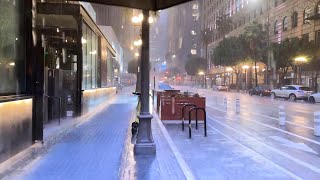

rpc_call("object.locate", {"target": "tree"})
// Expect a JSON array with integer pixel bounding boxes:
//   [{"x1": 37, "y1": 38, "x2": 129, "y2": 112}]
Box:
[
  {"x1": 216, "y1": 14, "x2": 233, "y2": 39},
  {"x1": 272, "y1": 38, "x2": 299, "y2": 85},
  {"x1": 185, "y1": 56, "x2": 207, "y2": 76},
  {"x1": 212, "y1": 36, "x2": 251, "y2": 91},
  {"x1": 244, "y1": 21, "x2": 268, "y2": 87}
]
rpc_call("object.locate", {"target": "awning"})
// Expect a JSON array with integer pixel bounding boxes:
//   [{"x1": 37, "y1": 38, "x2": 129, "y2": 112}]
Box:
[{"x1": 74, "y1": 0, "x2": 193, "y2": 11}]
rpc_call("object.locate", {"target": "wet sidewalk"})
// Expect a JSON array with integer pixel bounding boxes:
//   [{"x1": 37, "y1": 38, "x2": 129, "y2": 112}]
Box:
[
  {"x1": 10, "y1": 95, "x2": 137, "y2": 180},
  {"x1": 6, "y1": 90, "x2": 187, "y2": 180}
]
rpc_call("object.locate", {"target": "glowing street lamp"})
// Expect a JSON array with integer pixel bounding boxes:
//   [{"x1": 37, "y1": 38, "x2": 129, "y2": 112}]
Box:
[
  {"x1": 135, "y1": 52, "x2": 140, "y2": 57},
  {"x1": 226, "y1": 67, "x2": 233, "y2": 85},
  {"x1": 148, "y1": 17, "x2": 154, "y2": 24},
  {"x1": 133, "y1": 39, "x2": 142, "y2": 46},
  {"x1": 198, "y1": 71, "x2": 205, "y2": 87},
  {"x1": 294, "y1": 56, "x2": 307, "y2": 63},
  {"x1": 294, "y1": 56, "x2": 308, "y2": 85}
]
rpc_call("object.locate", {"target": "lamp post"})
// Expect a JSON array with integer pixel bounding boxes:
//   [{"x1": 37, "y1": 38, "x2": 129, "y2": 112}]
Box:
[
  {"x1": 294, "y1": 56, "x2": 307, "y2": 85},
  {"x1": 134, "y1": 10, "x2": 156, "y2": 155},
  {"x1": 226, "y1": 67, "x2": 233, "y2": 85},
  {"x1": 198, "y1": 71, "x2": 205, "y2": 88},
  {"x1": 242, "y1": 65, "x2": 249, "y2": 91}
]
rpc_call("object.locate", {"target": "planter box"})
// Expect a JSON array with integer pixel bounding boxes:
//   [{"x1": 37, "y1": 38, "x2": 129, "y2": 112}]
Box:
[
  {"x1": 159, "y1": 96, "x2": 205, "y2": 121},
  {"x1": 155, "y1": 90, "x2": 180, "y2": 113}
]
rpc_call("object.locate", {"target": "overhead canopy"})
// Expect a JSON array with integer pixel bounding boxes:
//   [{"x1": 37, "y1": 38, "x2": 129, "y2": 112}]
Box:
[{"x1": 75, "y1": 0, "x2": 193, "y2": 11}]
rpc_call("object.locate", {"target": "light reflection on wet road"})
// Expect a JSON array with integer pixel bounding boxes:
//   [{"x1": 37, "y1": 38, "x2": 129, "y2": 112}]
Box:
[{"x1": 171, "y1": 86, "x2": 320, "y2": 179}]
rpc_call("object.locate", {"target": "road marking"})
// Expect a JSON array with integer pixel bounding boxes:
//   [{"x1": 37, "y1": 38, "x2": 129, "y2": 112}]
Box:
[
  {"x1": 206, "y1": 122, "x2": 302, "y2": 180},
  {"x1": 207, "y1": 116, "x2": 320, "y2": 175},
  {"x1": 249, "y1": 111, "x2": 314, "y2": 130},
  {"x1": 207, "y1": 105, "x2": 320, "y2": 146},
  {"x1": 208, "y1": 103, "x2": 314, "y2": 130},
  {"x1": 153, "y1": 111, "x2": 196, "y2": 180},
  {"x1": 270, "y1": 136, "x2": 318, "y2": 154}
]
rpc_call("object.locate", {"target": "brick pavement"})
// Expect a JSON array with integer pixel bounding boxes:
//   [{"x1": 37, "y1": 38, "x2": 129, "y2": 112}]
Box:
[
  {"x1": 8, "y1": 91, "x2": 188, "y2": 180},
  {"x1": 10, "y1": 95, "x2": 137, "y2": 180}
]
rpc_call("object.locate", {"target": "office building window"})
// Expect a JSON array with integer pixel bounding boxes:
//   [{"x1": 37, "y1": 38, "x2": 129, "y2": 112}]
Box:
[
  {"x1": 283, "y1": 16, "x2": 289, "y2": 31},
  {"x1": 292, "y1": 11, "x2": 298, "y2": 28},
  {"x1": 304, "y1": 7, "x2": 311, "y2": 24},
  {"x1": 274, "y1": 20, "x2": 279, "y2": 34},
  {"x1": 316, "y1": 31, "x2": 320, "y2": 46},
  {"x1": 0, "y1": 0, "x2": 26, "y2": 95}
]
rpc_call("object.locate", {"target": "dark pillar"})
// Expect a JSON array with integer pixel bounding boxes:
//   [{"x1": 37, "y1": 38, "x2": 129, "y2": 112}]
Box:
[{"x1": 134, "y1": 10, "x2": 156, "y2": 155}]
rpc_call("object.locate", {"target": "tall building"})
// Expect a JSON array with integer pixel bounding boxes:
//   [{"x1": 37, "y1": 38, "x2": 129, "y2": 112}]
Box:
[
  {"x1": 91, "y1": 4, "x2": 136, "y2": 73},
  {"x1": 166, "y1": 1, "x2": 201, "y2": 73}
]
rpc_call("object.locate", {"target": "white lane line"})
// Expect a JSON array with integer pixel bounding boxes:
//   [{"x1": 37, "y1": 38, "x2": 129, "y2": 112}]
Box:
[
  {"x1": 153, "y1": 111, "x2": 196, "y2": 180},
  {"x1": 207, "y1": 116, "x2": 320, "y2": 175},
  {"x1": 206, "y1": 122, "x2": 302, "y2": 180},
  {"x1": 207, "y1": 106, "x2": 320, "y2": 146},
  {"x1": 208, "y1": 103, "x2": 314, "y2": 130},
  {"x1": 249, "y1": 111, "x2": 314, "y2": 130}
]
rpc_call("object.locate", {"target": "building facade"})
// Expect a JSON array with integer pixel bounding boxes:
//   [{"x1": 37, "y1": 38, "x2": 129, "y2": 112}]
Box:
[
  {"x1": 166, "y1": 1, "x2": 201, "y2": 74},
  {"x1": 0, "y1": 0, "x2": 120, "y2": 164},
  {"x1": 201, "y1": 0, "x2": 320, "y2": 90}
]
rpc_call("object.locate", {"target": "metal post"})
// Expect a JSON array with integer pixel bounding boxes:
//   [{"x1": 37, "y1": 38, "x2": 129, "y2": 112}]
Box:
[
  {"x1": 236, "y1": 98, "x2": 240, "y2": 114},
  {"x1": 245, "y1": 69, "x2": 247, "y2": 92},
  {"x1": 279, "y1": 106, "x2": 286, "y2": 126},
  {"x1": 196, "y1": 110, "x2": 198, "y2": 130},
  {"x1": 314, "y1": 112, "x2": 320, "y2": 136},
  {"x1": 182, "y1": 104, "x2": 197, "y2": 131},
  {"x1": 134, "y1": 10, "x2": 156, "y2": 155},
  {"x1": 223, "y1": 97, "x2": 227, "y2": 110}
]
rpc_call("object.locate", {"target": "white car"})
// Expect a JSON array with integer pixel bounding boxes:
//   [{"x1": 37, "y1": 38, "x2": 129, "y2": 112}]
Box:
[
  {"x1": 214, "y1": 85, "x2": 229, "y2": 91},
  {"x1": 308, "y1": 93, "x2": 320, "y2": 103},
  {"x1": 271, "y1": 85, "x2": 313, "y2": 101}
]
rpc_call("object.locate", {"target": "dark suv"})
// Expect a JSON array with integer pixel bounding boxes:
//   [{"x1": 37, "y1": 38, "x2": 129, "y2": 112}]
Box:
[{"x1": 249, "y1": 85, "x2": 271, "y2": 97}]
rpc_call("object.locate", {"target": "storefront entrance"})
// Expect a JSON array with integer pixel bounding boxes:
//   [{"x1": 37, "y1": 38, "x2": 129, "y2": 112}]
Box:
[{"x1": 37, "y1": 14, "x2": 80, "y2": 123}]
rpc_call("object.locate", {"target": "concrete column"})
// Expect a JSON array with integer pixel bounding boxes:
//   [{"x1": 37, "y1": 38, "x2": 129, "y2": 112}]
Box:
[{"x1": 134, "y1": 10, "x2": 156, "y2": 155}]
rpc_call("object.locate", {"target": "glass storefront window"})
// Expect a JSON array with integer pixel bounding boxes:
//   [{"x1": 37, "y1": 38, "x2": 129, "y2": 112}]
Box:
[
  {"x1": 82, "y1": 22, "x2": 98, "y2": 90},
  {"x1": 0, "y1": 0, "x2": 26, "y2": 95}
]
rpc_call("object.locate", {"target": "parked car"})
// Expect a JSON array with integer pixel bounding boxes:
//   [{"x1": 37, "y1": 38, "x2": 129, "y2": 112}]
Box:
[
  {"x1": 158, "y1": 83, "x2": 174, "y2": 90},
  {"x1": 214, "y1": 85, "x2": 229, "y2": 91},
  {"x1": 249, "y1": 85, "x2": 271, "y2": 97},
  {"x1": 271, "y1": 85, "x2": 313, "y2": 101},
  {"x1": 308, "y1": 93, "x2": 320, "y2": 103}
]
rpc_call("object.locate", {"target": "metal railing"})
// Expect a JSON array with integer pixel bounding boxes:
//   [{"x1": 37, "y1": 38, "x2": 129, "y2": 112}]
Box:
[
  {"x1": 188, "y1": 107, "x2": 207, "y2": 138},
  {"x1": 181, "y1": 104, "x2": 197, "y2": 131}
]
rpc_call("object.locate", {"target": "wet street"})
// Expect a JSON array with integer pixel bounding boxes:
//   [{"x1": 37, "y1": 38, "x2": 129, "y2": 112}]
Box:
[{"x1": 168, "y1": 86, "x2": 320, "y2": 179}]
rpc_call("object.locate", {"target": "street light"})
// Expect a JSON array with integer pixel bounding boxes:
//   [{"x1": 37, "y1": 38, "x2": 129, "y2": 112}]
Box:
[
  {"x1": 294, "y1": 56, "x2": 307, "y2": 63},
  {"x1": 135, "y1": 52, "x2": 140, "y2": 57},
  {"x1": 133, "y1": 39, "x2": 142, "y2": 46},
  {"x1": 242, "y1": 65, "x2": 249, "y2": 91},
  {"x1": 226, "y1": 67, "x2": 233, "y2": 85},
  {"x1": 198, "y1": 71, "x2": 205, "y2": 88},
  {"x1": 294, "y1": 56, "x2": 308, "y2": 85}
]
